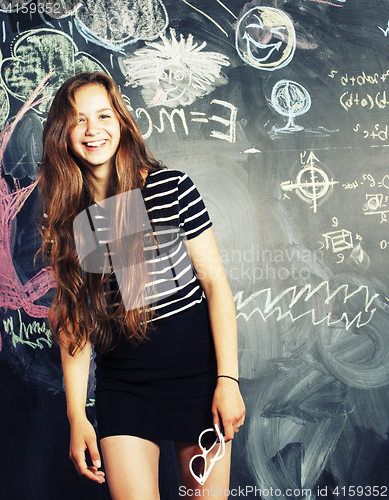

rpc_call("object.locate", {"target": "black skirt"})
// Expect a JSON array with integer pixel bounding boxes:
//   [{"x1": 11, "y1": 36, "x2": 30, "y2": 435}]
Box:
[{"x1": 94, "y1": 299, "x2": 217, "y2": 443}]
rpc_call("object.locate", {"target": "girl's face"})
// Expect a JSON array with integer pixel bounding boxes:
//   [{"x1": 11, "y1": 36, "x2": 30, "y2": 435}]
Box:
[{"x1": 68, "y1": 84, "x2": 121, "y2": 178}]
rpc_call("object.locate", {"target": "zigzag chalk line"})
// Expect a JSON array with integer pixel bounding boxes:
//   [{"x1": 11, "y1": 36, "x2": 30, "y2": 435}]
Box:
[{"x1": 235, "y1": 281, "x2": 379, "y2": 330}]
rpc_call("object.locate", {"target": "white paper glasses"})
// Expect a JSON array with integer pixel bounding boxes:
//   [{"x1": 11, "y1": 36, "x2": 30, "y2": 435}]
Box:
[{"x1": 189, "y1": 424, "x2": 225, "y2": 485}]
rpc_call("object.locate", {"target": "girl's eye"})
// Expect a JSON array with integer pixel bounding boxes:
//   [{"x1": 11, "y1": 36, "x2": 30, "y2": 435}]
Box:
[
  {"x1": 174, "y1": 70, "x2": 184, "y2": 81},
  {"x1": 100, "y1": 114, "x2": 111, "y2": 119}
]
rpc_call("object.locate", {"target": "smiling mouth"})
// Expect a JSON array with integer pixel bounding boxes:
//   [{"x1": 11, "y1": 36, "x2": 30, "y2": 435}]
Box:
[
  {"x1": 242, "y1": 32, "x2": 282, "y2": 63},
  {"x1": 84, "y1": 140, "x2": 107, "y2": 147}
]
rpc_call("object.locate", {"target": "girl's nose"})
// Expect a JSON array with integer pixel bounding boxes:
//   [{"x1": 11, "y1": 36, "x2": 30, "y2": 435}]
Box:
[{"x1": 85, "y1": 120, "x2": 99, "y2": 135}]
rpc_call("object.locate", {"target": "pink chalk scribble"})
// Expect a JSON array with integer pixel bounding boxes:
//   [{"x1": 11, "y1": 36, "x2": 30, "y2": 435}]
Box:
[
  {"x1": 0, "y1": 73, "x2": 56, "y2": 346},
  {"x1": 308, "y1": 0, "x2": 344, "y2": 7}
]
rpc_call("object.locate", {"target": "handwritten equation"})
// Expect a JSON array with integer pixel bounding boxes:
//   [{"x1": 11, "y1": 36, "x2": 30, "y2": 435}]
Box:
[
  {"x1": 353, "y1": 124, "x2": 388, "y2": 141},
  {"x1": 340, "y1": 91, "x2": 389, "y2": 112},
  {"x1": 133, "y1": 99, "x2": 238, "y2": 142},
  {"x1": 329, "y1": 68, "x2": 389, "y2": 140},
  {"x1": 341, "y1": 172, "x2": 389, "y2": 222},
  {"x1": 329, "y1": 70, "x2": 389, "y2": 86}
]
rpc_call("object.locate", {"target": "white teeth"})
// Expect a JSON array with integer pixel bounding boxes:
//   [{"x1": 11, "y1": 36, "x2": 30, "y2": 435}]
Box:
[{"x1": 85, "y1": 140, "x2": 106, "y2": 147}]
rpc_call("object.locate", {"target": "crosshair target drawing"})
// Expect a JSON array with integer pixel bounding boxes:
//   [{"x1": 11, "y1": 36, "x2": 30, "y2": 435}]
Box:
[
  {"x1": 281, "y1": 162, "x2": 338, "y2": 212},
  {"x1": 296, "y1": 166, "x2": 330, "y2": 200}
]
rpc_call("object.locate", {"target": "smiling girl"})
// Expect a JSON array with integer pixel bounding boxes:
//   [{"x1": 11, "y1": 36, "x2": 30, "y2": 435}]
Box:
[{"x1": 39, "y1": 72, "x2": 245, "y2": 500}]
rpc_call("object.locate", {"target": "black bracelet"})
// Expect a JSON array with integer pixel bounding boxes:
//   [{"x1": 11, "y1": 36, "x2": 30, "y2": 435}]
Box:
[{"x1": 217, "y1": 375, "x2": 240, "y2": 385}]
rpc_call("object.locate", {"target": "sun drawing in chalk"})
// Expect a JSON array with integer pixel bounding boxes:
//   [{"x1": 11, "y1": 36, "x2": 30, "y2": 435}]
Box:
[{"x1": 119, "y1": 29, "x2": 230, "y2": 108}]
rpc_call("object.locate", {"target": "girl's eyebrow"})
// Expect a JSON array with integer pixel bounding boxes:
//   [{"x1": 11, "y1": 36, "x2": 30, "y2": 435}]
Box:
[{"x1": 78, "y1": 108, "x2": 113, "y2": 115}]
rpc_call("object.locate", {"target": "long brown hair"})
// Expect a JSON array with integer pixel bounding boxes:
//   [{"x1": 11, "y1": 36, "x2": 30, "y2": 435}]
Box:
[{"x1": 39, "y1": 72, "x2": 162, "y2": 355}]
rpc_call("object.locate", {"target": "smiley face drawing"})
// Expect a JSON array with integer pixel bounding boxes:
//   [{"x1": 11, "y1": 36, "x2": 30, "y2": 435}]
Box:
[{"x1": 236, "y1": 6, "x2": 296, "y2": 71}]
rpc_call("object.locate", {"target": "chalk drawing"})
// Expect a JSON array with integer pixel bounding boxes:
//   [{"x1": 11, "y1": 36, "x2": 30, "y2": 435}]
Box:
[
  {"x1": 0, "y1": 81, "x2": 9, "y2": 129},
  {"x1": 320, "y1": 229, "x2": 369, "y2": 269},
  {"x1": 347, "y1": 242, "x2": 370, "y2": 271},
  {"x1": 238, "y1": 277, "x2": 389, "y2": 463},
  {"x1": 2, "y1": 309, "x2": 52, "y2": 349},
  {"x1": 281, "y1": 152, "x2": 338, "y2": 213},
  {"x1": 270, "y1": 80, "x2": 311, "y2": 133},
  {"x1": 215, "y1": 0, "x2": 237, "y2": 20},
  {"x1": 152, "y1": 108, "x2": 189, "y2": 135},
  {"x1": 181, "y1": 0, "x2": 228, "y2": 37},
  {"x1": 379, "y1": 174, "x2": 389, "y2": 189},
  {"x1": 74, "y1": 0, "x2": 168, "y2": 47},
  {"x1": 244, "y1": 347, "x2": 349, "y2": 495},
  {"x1": 235, "y1": 6, "x2": 296, "y2": 71},
  {"x1": 359, "y1": 173, "x2": 374, "y2": 186},
  {"x1": 340, "y1": 91, "x2": 389, "y2": 112},
  {"x1": 235, "y1": 279, "x2": 378, "y2": 331},
  {"x1": 315, "y1": 314, "x2": 389, "y2": 389},
  {"x1": 133, "y1": 99, "x2": 237, "y2": 142},
  {"x1": 363, "y1": 193, "x2": 389, "y2": 223},
  {"x1": 343, "y1": 173, "x2": 377, "y2": 190},
  {"x1": 339, "y1": 70, "x2": 389, "y2": 86},
  {"x1": 208, "y1": 99, "x2": 237, "y2": 142},
  {"x1": 357, "y1": 124, "x2": 389, "y2": 141},
  {"x1": 247, "y1": 379, "x2": 346, "y2": 499},
  {"x1": 309, "y1": 0, "x2": 345, "y2": 6},
  {"x1": 380, "y1": 240, "x2": 389, "y2": 249},
  {"x1": 322, "y1": 230, "x2": 353, "y2": 253},
  {"x1": 42, "y1": 0, "x2": 80, "y2": 18},
  {"x1": 378, "y1": 20, "x2": 389, "y2": 37},
  {"x1": 1, "y1": 29, "x2": 108, "y2": 113},
  {"x1": 342, "y1": 180, "x2": 359, "y2": 189},
  {"x1": 1, "y1": 110, "x2": 43, "y2": 179},
  {"x1": 119, "y1": 29, "x2": 230, "y2": 108},
  {"x1": 242, "y1": 295, "x2": 389, "y2": 500},
  {"x1": 364, "y1": 194, "x2": 385, "y2": 210},
  {"x1": 0, "y1": 74, "x2": 56, "y2": 325}
]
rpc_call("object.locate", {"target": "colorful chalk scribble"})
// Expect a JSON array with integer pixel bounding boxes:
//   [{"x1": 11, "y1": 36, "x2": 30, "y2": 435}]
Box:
[{"x1": 0, "y1": 74, "x2": 56, "y2": 352}]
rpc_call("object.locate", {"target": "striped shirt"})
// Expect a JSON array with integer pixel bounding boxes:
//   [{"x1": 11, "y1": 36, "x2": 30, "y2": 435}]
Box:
[
  {"x1": 142, "y1": 169, "x2": 212, "y2": 319},
  {"x1": 74, "y1": 169, "x2": 212, "y2": 320}
]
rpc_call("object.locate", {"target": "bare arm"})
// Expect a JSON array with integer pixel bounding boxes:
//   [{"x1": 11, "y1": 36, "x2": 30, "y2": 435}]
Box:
[
  {"x1": 60, "y1": 338, "x2": 105, "y2": 483},
  {"x1": 186, "y1": 227, "x2": 245, "y2": 441}
]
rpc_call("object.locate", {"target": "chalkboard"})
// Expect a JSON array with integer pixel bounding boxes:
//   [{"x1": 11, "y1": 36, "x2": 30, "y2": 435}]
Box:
[{"x1": 1, "y1": 1, "x2": 389, "y2": 499}]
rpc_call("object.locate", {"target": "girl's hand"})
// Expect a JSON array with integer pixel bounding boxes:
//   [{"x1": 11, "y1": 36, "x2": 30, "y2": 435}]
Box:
[
  {"x1": 69, "y1": 416, "x2": 105, "y2": 483},
  {"x1": 211, "y1": 377, "x2": 246, "y2": 442}
]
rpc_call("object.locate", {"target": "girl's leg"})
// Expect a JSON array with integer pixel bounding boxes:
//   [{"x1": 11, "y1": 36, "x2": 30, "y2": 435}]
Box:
[
  {"x1": 100, "y1": 435, "x2": 161, "y2": 500},
  {"x1": 174, "y1": 441, "x2": 232, "y2": 499}
]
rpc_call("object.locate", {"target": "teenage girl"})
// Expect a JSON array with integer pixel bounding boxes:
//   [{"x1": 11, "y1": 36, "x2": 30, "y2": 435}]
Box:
[{"x1": 39, "y1": 72, "x2": 245, "y2": 500}]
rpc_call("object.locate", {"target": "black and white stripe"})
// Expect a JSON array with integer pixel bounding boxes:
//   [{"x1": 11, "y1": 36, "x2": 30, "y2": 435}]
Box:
[{"x1": 82, "y1": 169, "x2": 212, "y2": 320}]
